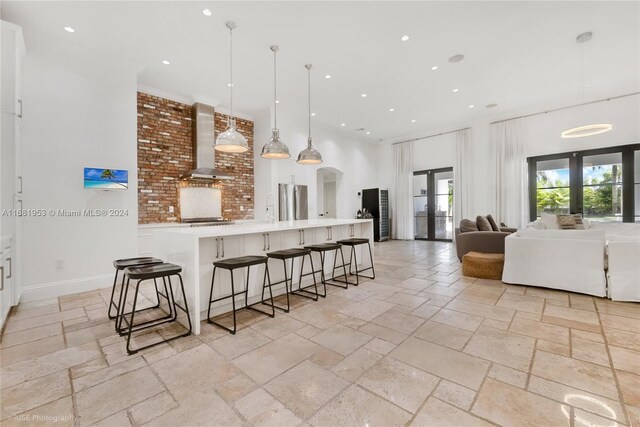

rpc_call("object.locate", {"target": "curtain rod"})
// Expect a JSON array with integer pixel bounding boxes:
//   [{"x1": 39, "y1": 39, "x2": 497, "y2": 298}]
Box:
[
  {"x1": 490, "y1": 92, "x2": 640, "y2": 125},
  {"x1": 392, "y1": 127, "x2": 470, "y2": 146}
]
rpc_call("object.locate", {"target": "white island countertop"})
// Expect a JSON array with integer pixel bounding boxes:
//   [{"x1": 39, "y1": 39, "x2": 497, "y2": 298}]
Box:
[{"x1": 155, "y1": 218, "x2": 373, "y2": 238}]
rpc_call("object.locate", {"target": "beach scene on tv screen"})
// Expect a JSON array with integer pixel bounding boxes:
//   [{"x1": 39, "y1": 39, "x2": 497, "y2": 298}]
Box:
[{"x1": 84, "y1": 168, "x2": 128, "y2": 189}]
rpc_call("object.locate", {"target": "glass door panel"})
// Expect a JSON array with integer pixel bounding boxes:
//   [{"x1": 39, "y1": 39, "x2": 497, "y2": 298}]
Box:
[
  {"x1": 413, "y1": 168, "x2": 453, "y2": 241},
  {"x1": 635, "y1": 150, "x2": 640, "y2": 222},
  {"x1": 413, "y1": 174, "x2": 428, "y2": 239},
  {"x1": 433, "y1": 170, "x2": 453, "y2": 240},
  {"x1": 536, "y1": 158, "x2": 570, "y2": 217},
  {"x1": 582, "y1": 153, "x2": 623, "y2": 222}
]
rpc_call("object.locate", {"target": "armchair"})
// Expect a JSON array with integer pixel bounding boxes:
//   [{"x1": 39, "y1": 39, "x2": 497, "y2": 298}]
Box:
[{"x1": 454, "y1": 228, "x2": 514, "y2": 261}]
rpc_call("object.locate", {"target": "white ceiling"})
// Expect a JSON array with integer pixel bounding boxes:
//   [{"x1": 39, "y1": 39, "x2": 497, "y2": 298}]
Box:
[{"x1": 3, "y1": 1, "x2": 639, "y2": 142}]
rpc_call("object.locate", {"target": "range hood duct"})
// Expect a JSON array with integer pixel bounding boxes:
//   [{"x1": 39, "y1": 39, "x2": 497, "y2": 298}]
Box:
[{"x1": 181, "y1": 102, "x2": 234, "y2": 180}]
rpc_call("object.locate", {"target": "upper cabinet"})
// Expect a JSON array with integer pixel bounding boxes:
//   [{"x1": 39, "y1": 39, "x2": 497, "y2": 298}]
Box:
[{"x1": 1, "y1": 21, "x2": 25, "y2": 118}]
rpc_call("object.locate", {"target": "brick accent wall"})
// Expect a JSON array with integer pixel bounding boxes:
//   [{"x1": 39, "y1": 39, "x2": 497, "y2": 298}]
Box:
[{"x1": 137, "y1": 92, "x2": 254, "y2": 224}]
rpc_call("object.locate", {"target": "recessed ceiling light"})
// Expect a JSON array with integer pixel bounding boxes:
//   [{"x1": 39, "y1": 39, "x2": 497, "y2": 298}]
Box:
[
  {"x1": 162, "y1": 60, "x2": 170, "y2": 65},
  {"x1": 64, "y1": 26, "x2": 75, "y2": 33},
  {"x1": 389, "y1": 108, "x2": 395, "y2": 112},
  {"x1": 468, "y1": 104, "x2": 475, "y2": 109},
  {"x1": 485, "y1": 103, "x2": 498, "y2": 108},
  {"x1": 341, "y1": 123, "x2": 346, "y2": 127},
  {"x1": 411, "y1": 119, "x2": 416, "y2": 123},
  {"x1": 202, "y1": 8, "x2": 212, "y2": 16},
  {"x1": 401, "y1": 35, "x2": 410, "y2": 42},
  {"x1": 452, "y1": 88, "x2": 459, "y2": 93},
  {"x1": 449, "y1": 54, "x2": 465, "y2": 63},
  {"x1": 366, "y1": 131, "x2": 371, "y2": 135},
  {"x1": 227, "y1": 83, "x2": 233, "y2": 87},
  {"x1": 361, "y1": 93, "x2": 367, "y2": 98},
  {"x1": 324, "y1": 74, "x2": 331, "y2": 79},
  {"x1": 311, "y1": 112, "x2": 316, "y2": 116},
  {"x1": 275, "y1": 100, "x2": 280, "y2": 104},
  {"x1": 431, "y1": 66, "x2": 438, "y2": 71}
]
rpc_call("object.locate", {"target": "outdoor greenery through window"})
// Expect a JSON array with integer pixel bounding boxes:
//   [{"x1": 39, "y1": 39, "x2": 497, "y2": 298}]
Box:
[
  {"x1": 582, "y1": 153, "x2": 622, "y2": 221},
  {"x1": 536, "y1": 159, "x2": 570, "y2": 217}
]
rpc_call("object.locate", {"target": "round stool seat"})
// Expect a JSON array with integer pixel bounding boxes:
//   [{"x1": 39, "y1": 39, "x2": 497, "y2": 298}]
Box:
[
  {"x1": 114, "y1": 257, "x2": 163, "y2": 270},
  {"x1": 125, "y1": 263, "x2": 182, "y2": 280},
  {"x1": 336, "y1": 238, "x2": 369, "y2": 246},
  {"x1": 305, "y1": 243, "x2": 342, "y2": 251},
  {"x1": 267, "y1": 248, "x2": 312, "y2": 260},
  {"x1": 214, "y1": 255, "x2": 268, "y2": 269}
]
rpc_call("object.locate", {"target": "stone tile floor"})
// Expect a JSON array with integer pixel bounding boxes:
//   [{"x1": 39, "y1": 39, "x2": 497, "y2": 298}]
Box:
[{"x1": 1, "y1": 240, "x2": 639, "y2": 426}]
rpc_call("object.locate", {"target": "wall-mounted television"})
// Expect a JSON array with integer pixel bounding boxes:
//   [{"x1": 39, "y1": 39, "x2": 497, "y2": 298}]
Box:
[{"x1": 84, "y1": 168, "x2": 128, "y2": 190}]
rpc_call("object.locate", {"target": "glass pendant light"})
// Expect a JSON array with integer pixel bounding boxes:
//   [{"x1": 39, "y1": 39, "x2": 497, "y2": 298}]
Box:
[
  {"x1": 261, "y1": 45, "x2": 290, "y2": 159},
  {"x1": 297, "y1": 64, "x2": 323, "y2": 165},
  {"x1": 215, "y1": 21, "x2": 249, "y2": 153}
]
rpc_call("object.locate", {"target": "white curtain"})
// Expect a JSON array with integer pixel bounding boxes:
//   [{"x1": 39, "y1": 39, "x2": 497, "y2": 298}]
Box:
[
  {"x1": 392, "y1": 142, "x2": 414, "y2": 240},
  {"x1": 454, "y1": 129, "x2": 471, "y2": 226},
  {"x1": 492, "y1": 119, "x2": 528, "y2": 229}
]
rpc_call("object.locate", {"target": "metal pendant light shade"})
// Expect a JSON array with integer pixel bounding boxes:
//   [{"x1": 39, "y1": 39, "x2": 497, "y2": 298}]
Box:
[
  {"x1": 262, "y1": 45, "x2": 290, "y2": 159},
  {"x1": 215, "y1": 21, "x2": 249, "y2": 153},
  {"x1": 297, "y1": 64, "x2": 322, "y2": 165}
]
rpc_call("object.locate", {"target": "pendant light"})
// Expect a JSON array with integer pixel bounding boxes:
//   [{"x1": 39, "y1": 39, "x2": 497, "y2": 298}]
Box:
[
  {"x1": 261, "y1": 45, "x2": 290, "y2": 159},
  {"x1": 215, "y1": 21, "x2": 249, "y2": 153},
  {"x1": 297, "y1": 64, "x2": 323, "y2": 165},
  {"x1": 561, "y1": 32, "x2": 612, "y2": 139}
]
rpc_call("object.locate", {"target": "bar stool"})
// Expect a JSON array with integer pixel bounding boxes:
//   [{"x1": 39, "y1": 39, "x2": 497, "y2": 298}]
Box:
[
  {"x1": 109, "y1": 257, "x2": 164, "y2": 331},
  {"x1": 304, "y1": 243, "x2": 350, "y2": 289},
  {"x1": 207, "y1": 256, "x2": 275, "y2": 334},
  {"x1": 334, "y1": 238, "x2": 376, "y2": 286},
  {"x1": 265, "y1": 248, "x2": 321, "y2": 313},
  {"x1": 120, "y1": 263, "x2": 192, "y2": 355}
]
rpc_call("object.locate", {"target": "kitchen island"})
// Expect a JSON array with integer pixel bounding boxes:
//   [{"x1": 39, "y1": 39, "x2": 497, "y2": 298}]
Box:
[{"x1": 153, "y1": 218, "x2": 374, "y2": 334}]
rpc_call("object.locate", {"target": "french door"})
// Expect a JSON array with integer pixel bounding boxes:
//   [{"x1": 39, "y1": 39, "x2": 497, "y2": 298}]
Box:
[{"x1": 413, "y1": 168, "x2": 454, "y2": 241}]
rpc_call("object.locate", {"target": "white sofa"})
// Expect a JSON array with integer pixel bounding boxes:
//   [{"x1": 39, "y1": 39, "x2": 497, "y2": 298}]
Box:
[{"x1": 502, "y1": 229, "x2": 607, "y2": 297}]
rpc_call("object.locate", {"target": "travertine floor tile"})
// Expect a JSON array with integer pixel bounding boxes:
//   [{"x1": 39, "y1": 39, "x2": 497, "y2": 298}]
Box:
[
  {"x1": 572, "y1": 337, "x2": 610, "y2": 367},
  {"x1": 338, "y1": 298, "x2": 395, "y2": 321},
  {"x1": 357, "y1": 357, "x2": 438, "y2": 413},
  {"x1": 233, "y1": 333, "x2": 318, "y2": 384},
  {"x1": 413, "y1": 320, "x2": 473, "y2": 350},
  {"x1": 544, "y1": 305, "x2": 600, "y2": 325},
  {"x1": 364, "y1": 338, "x2": 396, "y2": 354},
  {"x1": 309, "y1": 384, "x2": 412, "y2": 427},
  {"x1": 8, "y1": 303, "x2": 59, "y2": 322},
  {"x1": 0, "y1": 323, "x2": 62, "y2": 350},
  {"x1": 1, "y1": 371, "x2": 71, "y2": 421},
  {"x1": 608, "y1": 345, "x2": 640, "y2": 374},
  {"x1": 370, "y1": 311, "x2": 425, "y2": 334},
  {"x1": 509, "y1": 317, "x2": 569, "y2": 344},
  {"x1": 265, "y1": 360, "x2": 349, "y2": 419},
  {"x1": 571, "y1": 328, "x2": 605, "y2": 343},
  {"x1": 603, "y1": 327, "x2": 640, "y2": 351},
  {"x1": 1, "y1": 397, "x2": 75, "y2": 427},
  {"x1": 128, "y1": 391, "x2": 177, "y2": 425},
  {"x1": 358, "y1": 323, "x2": 407, "y2": 346},
  {"x1": 536, "y1": 339, "x2": 571, "y2": 357},
  {"x1": 488, "y1": 363, "x2": 528, "y2": 388},
  {"x1": 207, "y1": 328, "x2": 271, "y2": 360},
  {"x1": 390, "y1": 337, "x2": 490, "y2": 390},
  {"x1": 309, "y1": 347, "x2": 344, "y2": 369},
  {"x1": 235, "y1": 388, "x2": 301, "y2": 427},
  {"x1": 430, "y1": 308, "x2": 483, "y2": 331},
  {"x1": 617, "y1": 370, "x2": 640, "y2": 406},
  {"x1": 531, "y1": 351, "x2": 618, "y2": 399},
  {"x1": 331, "y1": 348, "x2": 382, "y2": 382},
  {"x1": 432, "y1": 380, "x2": 476, "y2": 411},
  {"x1": 4, "y1": 308, "x2": 86, "y2": 334},
  {"x1": 385, "y1": 292, "x2": 428, "y2": 308},
  {"x1": 311, "y1": 324, "x2": 372, "y2": 356},
  {"x1": 445, "y1": 299, "x2": 515, "y2": 322},
  {"x1": 91, "y1": 411, "x2": 130, "y2": 427},
  {"x1": 473, "y1": 378, "x2": 569, "y2": 427},
  {"x1": 599, "y1": 313, "x2": 640, "y2": 334},
  {"x1": 249, "y1": 314, "x2": 306, "y2": 340},
  {"x1": 464, "y1": 326, "x2": 535, "y2": 371},
  {"x1": 410, "y1": 302, "x2": 441, "y2": 319},
  {"x1": 573, "y1": 408, "x2": 625, "y2": 427},
  {"x1": 152, "y1": 386, "x2": 244, "y2": 426},
  {"x1": 411, "y1": 397, "x2": 493, "y2": 427},
  {"x1": 73, "y1": 356, "x2": 146, "y2": 392},
  {"x1": 496, "y1": 292, "x2": 545, "y2": 314},
  {"x1": 0, "y1": 335, "x2": 66, "y2": 366}
]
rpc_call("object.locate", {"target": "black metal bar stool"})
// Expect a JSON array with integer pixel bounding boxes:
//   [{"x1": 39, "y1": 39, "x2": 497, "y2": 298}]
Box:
[
  {"x1": 109, "y1": 257, "x2": 164, "y2": 331},
  {"x1": 304, "y1": 243, "x2": 350, "y2": 289},
  {"x1": 207, "y1": 256, "x2": 275, "y2": 334},
  {"x1": 120, "y1": 263, "x2": 192, "y2": 355},
  {"x1": 265, "y1": 248, "x2": 321, "y2": 313},
  {"x1": 333, "y1": 238, "x2": 376, "y2": 286}
]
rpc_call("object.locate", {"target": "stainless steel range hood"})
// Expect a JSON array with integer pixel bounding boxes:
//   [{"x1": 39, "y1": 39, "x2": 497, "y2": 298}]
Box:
[{"x1": 180, "y1": 103, "x2": 233, "y2": 180}]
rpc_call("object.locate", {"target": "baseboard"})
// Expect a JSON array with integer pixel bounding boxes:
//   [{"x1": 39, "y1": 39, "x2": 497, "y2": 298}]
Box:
[{"x1": 20, "y1": 273, "x2": 112, "y2": 302}]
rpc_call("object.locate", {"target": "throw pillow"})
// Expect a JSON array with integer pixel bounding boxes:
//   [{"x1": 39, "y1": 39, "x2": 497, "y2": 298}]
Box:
[
  {"x1": 541, "y1": 212, "x2": 560, "y2": 230},
  {"x1": 557, "y1": 214, "x2": 577, "y2": 229},
  {"x1": 532, "y1": 219, "x2": 546, "y2": 230},
  {"x1": 486, "y1": 214, "x2": 500, "y2": 231},
  {"x1": 460, "y1": 219, "x2": 479, "y2": 233},
  {"x1": 476, "y1": 215, "x2": 493, "y2": 231}
]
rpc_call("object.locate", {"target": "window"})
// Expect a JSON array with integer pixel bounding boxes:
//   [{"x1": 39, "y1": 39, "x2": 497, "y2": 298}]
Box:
[{"x1": 528, "y1": 144, "x2": 640, "y2": 223}]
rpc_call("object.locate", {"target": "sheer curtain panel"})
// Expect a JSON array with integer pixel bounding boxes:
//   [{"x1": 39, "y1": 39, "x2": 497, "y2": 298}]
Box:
[
  {"x1": 392, "y1": 142, "x2": 414, "y2": 240},
  {"x1": 454, "y1": 129, "x2": 471, "y2": 226}
]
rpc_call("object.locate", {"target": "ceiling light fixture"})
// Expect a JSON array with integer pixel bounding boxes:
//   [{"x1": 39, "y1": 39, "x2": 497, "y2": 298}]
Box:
[
  {"x1": 366, "y1": 131, "x2": 370, "y2": 135},
  {"x1": 215, "y1": 21, "x2": 248, "y2": 153},
  {"x1": 202, "y1": 8, "x2": 212, "y2": 16},
  {"x1": 468, "y1": 104, "x2": 474, "y2": 108},
  {"x1": 452, "y1": 88, "x2": 459, "y2": 93},
  {"x1": 261, "y1": 45, "x2": 290, "y2": 159},
  {"x1": 324, "y1": 74, "x2": 331, "y2": 79},
  {"x1": 449, "y1": 54, "x2": 464, "y2": 63},
  {"x1": 162, "y1": 60, "x2": 170, "y2": 65},
  {"x1": 485, "y1": 103, "x2": 498, "y2": 108},
  {"x1": 361, "y1": 93, "x2": 367, "y2": 98},
  {"x1": 389, "y1": 108, "x2": 395, "y2": 112},
  {"x1": 275, "y1": 100, "x2": 280, "y2": 104},
  {"x1": 297, "y1": 64, "x2": 323, "y2": 165},
  {"x1": 401, "y1": 35, "x2": 410, "y2": 42},
  {"x1": 341, "y1": 123, "x2": 346, "y2": 127},
  {"x1": 561, "y1": 124, "x2": 613, "y2": 139},
  {"x1": 64, "y1": 26, "x2": 75, "y2": 33},
  {"x1": 311, "y1": 112, "x2": 316, "y2": 116},
  {"x1": 431, "y1": 66, "x2": 438, "y2": 71},
  {"x1": 411, "y1": 119, "x2": 416, "y2": 123}
]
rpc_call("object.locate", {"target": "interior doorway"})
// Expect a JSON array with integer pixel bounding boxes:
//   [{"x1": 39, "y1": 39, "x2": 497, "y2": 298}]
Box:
[
  {"x1": 413, "y1": 167, "x2": 454, "y2": 241},
  {"x1": 317, "y1": 168, "x2": 339, "y2": 218}
]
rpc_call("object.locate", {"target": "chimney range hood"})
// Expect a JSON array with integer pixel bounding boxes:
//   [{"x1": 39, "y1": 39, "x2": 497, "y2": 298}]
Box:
[{"x1": 181, "y1": 103, "x2": 234, "y2": 180}]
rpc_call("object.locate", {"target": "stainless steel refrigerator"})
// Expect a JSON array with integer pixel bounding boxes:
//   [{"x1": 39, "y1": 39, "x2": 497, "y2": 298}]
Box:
[{"x1": 278, "y1": 184, "x2": 309, "y2": 221}]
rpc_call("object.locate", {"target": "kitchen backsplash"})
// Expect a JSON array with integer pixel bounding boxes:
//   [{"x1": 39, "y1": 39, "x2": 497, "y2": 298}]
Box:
[{"x1": 137, "y1": 92, "x2": 255, "y2": 223}]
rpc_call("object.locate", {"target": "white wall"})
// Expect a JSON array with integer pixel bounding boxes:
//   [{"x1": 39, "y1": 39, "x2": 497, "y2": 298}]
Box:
[
  {"x1": 378, "y1": 94, "x2": 640, "y2": 230},
  {"x1": 253, "y1": 110, "x2": 378, "y2": 220},
  {"x1": 20, "y1": 56, "x2": 138, "y2": 300}
]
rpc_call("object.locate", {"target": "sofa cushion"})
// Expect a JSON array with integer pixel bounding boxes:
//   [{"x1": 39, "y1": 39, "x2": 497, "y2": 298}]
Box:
[
  {"x1": 541, "y1": 212, "x2": 560, "y2": 230},
  {"x1": 476, "y1": 215, "x2": 493, "y2": 231},
  {"x1": 516, "y1": 229, "x2": 606, "y2": 241},
  {"x1": 557, "y1": 214, "x2": 577, "y2": 230},
  {"x1": 486, "y1": 214, "x2": 500, "y2": 231},
  {"x1": 460, "y1": 219, "x2": 479, "y2": 233}
]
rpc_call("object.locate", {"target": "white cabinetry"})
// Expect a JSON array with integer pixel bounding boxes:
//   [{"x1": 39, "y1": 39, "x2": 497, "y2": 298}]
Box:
[{"x1": 1, "y1": 21, "x2": 25, "y2": 326}]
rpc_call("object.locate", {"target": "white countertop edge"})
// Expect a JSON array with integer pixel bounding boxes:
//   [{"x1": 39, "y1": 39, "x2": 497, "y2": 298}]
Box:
[{"x1": 153, "y1": 218, "x2": 373, "y2": 238}]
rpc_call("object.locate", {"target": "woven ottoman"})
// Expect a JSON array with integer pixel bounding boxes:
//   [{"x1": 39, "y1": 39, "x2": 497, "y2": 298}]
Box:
[{"x1": 462, "y1": 251, "x2": 504, "y2": 280}]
